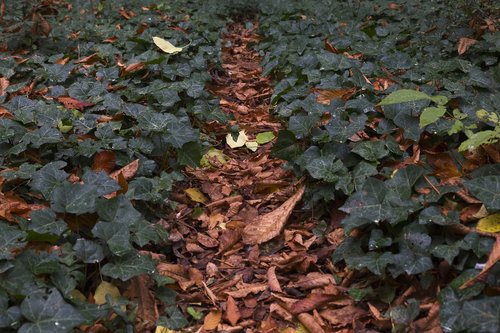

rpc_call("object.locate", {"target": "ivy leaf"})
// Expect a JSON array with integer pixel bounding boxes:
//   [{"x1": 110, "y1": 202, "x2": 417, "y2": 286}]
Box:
[
  {"x1": 0, "y1": 222, "x2": 27, "y2": 260},
  {"x1": 157, "y1": 307, "x2": 189, "y2": 330},
  {"x1": 92, "y1": 222, "x2": 133, "y2": 256},
  {"x1": 378, "y1": 89, "x2": 431, "y2": 106},
  {"x1": 341, "y1": 178, "x2": 388, "y2": 223},
  {"x1": 30, "y1": 162, "x2": 68, "y2": 199},
  {"x1": 73, "y1": 239, "x2": 104, "y2": 264},
  {"x1": 305, "y1": 155, "x2": 346, "y2": 182},
  {"x1": 288, "y1": 114, "x2": 319, "y2": 136},
  {"x1": 26, "y1": 209, "x2": 67, "y2": 236},
  {"x1": 464, "y1": 176, "x2": 500, "y2": 210},
  {"x1": 101, "y1": 253, "x2": 156, "y2": 281},
  {"x1": 51, "y1": 183, "x2": 97, "y2": 214},
  {"x1": 19, "y1": 288, "x2": 85, "y2": 333},
  {"x1": 352, "y1": 141, "x2": 389, "y2": 162},
  {"x1": 165, "y1": 121, "x2": 198, "y2": 148},
  {"x1": 82, "y1": 170, "x2": 120, "y2": 196},
  {"x1": 346, "y1": 252, "x2": 394, "y2": 275},
  {"x1": 271, "y1": 130, "x2": 301, "y2": 160},
  {"x1": 461, "y1": 297, "x2": 500, "y2": 332}
]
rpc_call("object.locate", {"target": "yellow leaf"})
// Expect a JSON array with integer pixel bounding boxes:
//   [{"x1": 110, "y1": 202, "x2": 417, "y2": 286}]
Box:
[
  {"x1": 245, "y1": 141, "x2": 258, "y2": 151},
  {"x1": 226, "y1": 130, "x2": 248, "y2": 148},
  {"x1": 185, "y1": 188, "x2": 208, "y2": 204},
  {"x1": 94, "y1": 281, "x2": 120, "y2": 305},
  {"x1": 155, "y1": 326, "x2": 174, "y2": 333},
  {"x1": 477, "y1": 213, "x2": 500, "y2": 233},
  {"x1": 68, "y1": 289, "x2": 86, "y2": 302},
  {"x1": 152, "y1": 36, "x2": 184, "y2": 54},
  {"x1": 200, "y1": 148, "x2": 228, "y2": 167}
]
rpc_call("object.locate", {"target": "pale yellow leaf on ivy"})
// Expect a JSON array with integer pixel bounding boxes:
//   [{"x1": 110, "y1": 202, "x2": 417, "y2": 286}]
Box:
[
  {"x1": 155, "y1": 326, "x2": 174, "y2": 333},
  {"x1": 226, "y1": 130, "x2": 248, "y2": 148},
  {"x1": 153, "y1": 36, "x2": 184, "y2": 54},
  {"x1": 94, "y1": 281, "x2": 120, "y2": 305},
  {"x1": 245, "y1": 141, "x2": 258, "y2": 151},
  {"x1": 185, "y1": 188, "x2": 208, "y2": 204},
  {"x1": 477, "y1": 213, "x2": 500, "y2": 233},
  {"x1": 200, "y1": 148, "x2": 228, "y2": 167}
]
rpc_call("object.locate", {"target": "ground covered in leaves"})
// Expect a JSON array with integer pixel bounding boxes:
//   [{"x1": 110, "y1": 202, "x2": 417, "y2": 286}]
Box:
[{"x1": 0, "y1": 0, "x2": 499, "y2": 332}]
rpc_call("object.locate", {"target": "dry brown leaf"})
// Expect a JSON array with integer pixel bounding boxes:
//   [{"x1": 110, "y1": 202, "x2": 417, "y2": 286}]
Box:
[
  {"x1": 460, "y1": 235, "x2": 500, "y2": 289},
  {"x1": 313, "y1": 87, "x2": 357, "y2": 105},
  {"x1": 57, "y1": 96, "x2": 94, "y2": 110},
  {"x1": 457, "y1": 37, "x2": 478, "y2": 55},
  {"x1": 242, "y1": 185, "x2": 305, "y2": 245},
  {"x1": 289, "y1": 272, "x2": 336, "y2": 290},
  {"x1": 297, "y1": 313, "x2": 326, "y2": 333},
  {"x1": 203, "y1": 310, "x2": 222, "y2": 331},
  {"x1": 267, "y1": 266, "x2": 282, "y2": 292},
  {"x1": 110, "y1": 159, "x2": 139, "y2": 181},
  {"x1": 225, "y1": 282, "x2": 268, "y2": 298},
  {"x1": 124, "y1": 275, "x2": 158, "y2": 332},
  {"x1": 92, "y1": 151, "x2": 116, "y2": 173},
  {"x1": 0, "y1": 77, "x2": 9, "y2": 96},
  {"x1": 226, "y1": 296, "x2": 241, "y2": 326},
  {"x1": 290, "y1": 293, "x2": 337, "y2": 315},
  {"x1": 320, "y1": 305, "x2": 368, "y2": 326}
]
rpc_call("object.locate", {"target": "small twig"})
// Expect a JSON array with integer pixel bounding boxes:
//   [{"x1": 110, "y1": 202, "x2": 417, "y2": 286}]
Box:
[{"x1": 424, "y1": 175, "x2": 440, "y2": 194}]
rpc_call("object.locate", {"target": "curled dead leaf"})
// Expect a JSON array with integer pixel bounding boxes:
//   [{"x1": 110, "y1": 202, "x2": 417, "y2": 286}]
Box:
[{"x1": 242, "y1": 185, "x2": 305, "y2": 245}]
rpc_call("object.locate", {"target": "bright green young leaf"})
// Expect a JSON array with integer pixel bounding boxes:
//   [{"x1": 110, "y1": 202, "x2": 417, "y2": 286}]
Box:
[
  {"x1": 378, "y1": 89, "x2": 431, "y2": 106},
  {"x1": 420, "y1": 106, "x2": 447, "y2": 128},
  {"x1": 458, "y1": 130, "x2": 500, "y2": 152},
  {"x1": 255, "y1": 131, "x2": 275, "y2": 144}
]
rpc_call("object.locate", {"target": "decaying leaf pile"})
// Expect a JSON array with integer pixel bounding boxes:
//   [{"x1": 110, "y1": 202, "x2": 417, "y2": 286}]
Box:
[{"x1": 0, "y1": 0, "x2": 499, "y2": 332}]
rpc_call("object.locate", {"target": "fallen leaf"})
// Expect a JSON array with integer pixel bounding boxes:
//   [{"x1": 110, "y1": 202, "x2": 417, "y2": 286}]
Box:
[
  {"x1": 185, "y1": 188, "x2": 208, "y2": 204},
  {"x1": 242, "y1": 185, "x2": 305, "y2": 245},
  {"x1": 225, "y1": 282, "x2": 268, "y2": 298},
  {"x1": 476, "y1": 213, "x2": 500, "y2": 233},
  {"x1": 457, "y1": 37, "x2": 478, "y2": 55},
  {"x1": 245, "y1": 141, "x2": 258, "y2": 151},
  {"x1": 289, "y1": 272, "x2": 336, "y2": 290},
  {"x1": 226, "y1": 130, "x2": 248, "y2": 148},
  {"x1": 297, "y1": 313, "x2": 325, "y2": 333},
  {"x1": 94, "y1": 281, "x2": 121, "y2": 305},
  {"x1": 226, "y1": 296, "x2": 241, "y2": 326},
  {"x1": 460, "y1": 235, "x2": 500, "y2": 289},
  {"x1": 110, "y1": 159, "x2": 139, "y2": 181},
  {"x1": 256, "y1": 131, "x2": 275, "y2": 144},
  {"x1": 92, "y1": 151, "x2": 116, "y2": 173},
  {"x1": 153, "y1": 36, "x2": 184, "y2": 54},
  {"x1": 124, "y1": 276, "x2": 158, "y2": 331},
  {"x1": 290, "y1": 293, "x2": 337, "y2": 315},
  {"x1": 57, "y1": 96, "x2": 94, "y2": 110},
  {"x1": 0, "y1": 77, "x2": 9, "y2": 95},
  {"x1": 312, "y1": 87, "x2": 357, "y2": 105},
  {"x1": 155, "y1": 326, "x2": 174, "y2": 333},
  {"x1": 267, "y1": 266, "x2": 282, "y2": 292},
  {"x1": 203, "y1": 310, "x2": 222, "y2": 331}
]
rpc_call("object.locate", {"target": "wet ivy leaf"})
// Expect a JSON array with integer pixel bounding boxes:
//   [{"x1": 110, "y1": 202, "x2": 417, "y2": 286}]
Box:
[
  {"x1": 92, "y1": 222, "x2": 133, "y2": 256},
  {"x1": 464, "y1": 176, "x2": 500, "y2": 210},
  {"x1": 305, "y1": 155, "x2": 346, "y2": 182},
  {"x1": 388, "y1": 299, "x2": 420, "y2": 326},
  {"x1": 347, "y1": 252, "x2": 394, "y2": 275},
  {"x1": 5, "y1": 96, "x2": 36, "y2": 124},
  {"x1": 157, "y1": 306, "x2": 189, "y2": 330},
  {"x1": 26, "y1": 209, "x2": 67, "y2": 236},
  {"x1": 19, "y1": 288, "x2": 85, "y2": 333},
  {"x1": 30, "y1": 161, "x2": 68, "y2": 199},
  {"x1": 271, "y1": 130, "x2": 302, "y2": 160},
  {"x1": 460, "y1": 297, "x2": 500, "y2": 332},
  {"x1": 51, "y1": 183, "x2": 97, "y2": 215},
  {"x1": 419, "y1": 206, "x2": 459, "y2": 226},
  {"x1": 44, "y1": 63, "x2": 74, "y2": 83},
  {"x1": 288, "y1": 114, "x2": 319, "y2": 136},
  {"x1": 0, "y1": 222, "x2": 27, "y2": 260},
  {"x1": 352, "y1": 141, "x2": 389, "y2": 162},
  {"x1": 431, "y1": 244, "x2": 461, "y2": 265},
  {"x1": 73, "y1": 239, "x2": 104, "y2": 264},
  {"x1": 82, "y1": 170, "x2": 121, "y2": 196},
  {"x1": 101, "y1": 253, "x2": 156, "y2": 281},
  {"x1": 165, "y1": 121, "x2": 199, "y2": 148}
]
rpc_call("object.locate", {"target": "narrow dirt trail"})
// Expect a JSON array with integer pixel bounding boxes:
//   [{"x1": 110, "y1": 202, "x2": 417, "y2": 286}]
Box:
[{"x1": 158, "y1": 22, "x2": 339, "y2": 332}]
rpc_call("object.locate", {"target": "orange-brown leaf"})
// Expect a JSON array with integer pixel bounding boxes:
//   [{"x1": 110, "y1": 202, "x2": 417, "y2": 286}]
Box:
[
  {"x1": 242, "y1": 185, "x2": 305, "y2": 245},
  {"x1": 460, "y1": 236, "x2": 500, "y2": 289},
  {"x1": 226, "y1": 296, "x2": 241, "y2": 326},
  {"x1": 457, "y1": 37, "x2": 478, "y2": 55},
  {"x1": 312, "y1": 88, "x2": 357, "y2": 105},
  {"x1": 0, "y1": 77, "x2": 9, "y2": 95},
  {"x1": 203, "y1": 310, "x2": 222, "y2": 331},
  {"x1": 110, "y1": 159, "x2": 139, "y2": 181},
  {"x1": 57, "y1": 96, "x2": 94, "y2": 111}
]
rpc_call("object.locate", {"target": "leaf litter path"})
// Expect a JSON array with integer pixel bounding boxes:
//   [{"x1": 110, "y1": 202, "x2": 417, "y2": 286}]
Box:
[{"x1": 156, "y1": 21, "x2": 401, "y2": 333}]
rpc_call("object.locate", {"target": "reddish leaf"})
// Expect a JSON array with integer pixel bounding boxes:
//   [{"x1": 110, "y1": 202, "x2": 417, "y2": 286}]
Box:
[
  {"x1": 457, "y1": 37, "x2": 478, "y2": 55},
  {"x1": 92, "y1": 151, "x2": 116, "y2": 173},
  {"x1": 109, "y1": 159, "x2": 139, "y2": 181},
  {"x1": 312, "y1": 88, "x2": 357, "y2": 105},
  {"x1": 57, "y1": 96, "x2": 94, "y2": 111}
]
